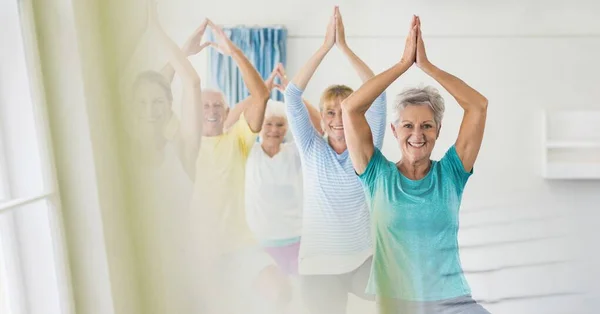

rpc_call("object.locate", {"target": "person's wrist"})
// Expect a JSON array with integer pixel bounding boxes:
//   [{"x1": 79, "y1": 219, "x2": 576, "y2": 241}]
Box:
[
  {"x1": 338, "y1": 42, "x2": 350, "y2": 52},
  {"x1": 398, "y1": 58, "x2": 414, "y2": 70},
  {"x1": 230, "y1": 45, "x2": 242, "y2": 56},
  {"x1": 320, "y1": 44, "x2": 332, "y2": 53},
  {"x1": 182, "y1": 45, "x2": 192, "y2": 56},
  {"x1": 418, "y1": 60, "x2": 435, "y2": 73}
]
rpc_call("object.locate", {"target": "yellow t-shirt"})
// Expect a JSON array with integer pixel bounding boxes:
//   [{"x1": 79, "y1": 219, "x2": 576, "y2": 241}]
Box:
[{"x1": 190, "y1": 114, "x2": 258, "y2": 254}]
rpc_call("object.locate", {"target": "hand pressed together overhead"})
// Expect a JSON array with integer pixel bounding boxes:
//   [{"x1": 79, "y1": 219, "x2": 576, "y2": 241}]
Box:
[{"x1": 182, "y1": 19, "x2": 212, "y2": 56}]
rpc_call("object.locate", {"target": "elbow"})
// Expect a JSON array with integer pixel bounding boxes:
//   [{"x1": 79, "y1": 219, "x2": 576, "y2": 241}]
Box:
[
  {"x1": 249, "y1": 120, "x2": 263, "y2": 133},
  {"x1": 478, "y1": 96, "x2": 489, "y2": 111},
  {"x1": 255, "y1": 86, "x2": 271, "y2": 104},
  {"x1": 464, "y1": 95, "x2": 488, "y2": 113},
  {"x1": 284, "y1": 86, "x2": 295, "y2": 101},
  {"x1": 340, "y1": 99, "x2": 351, "y2": 111},
  {"x1": 260, "y1": 92, "x2": 271, "y2": 104},
  {"x1": 341, "y1": 99, "x2": 359, "y2": 114}
]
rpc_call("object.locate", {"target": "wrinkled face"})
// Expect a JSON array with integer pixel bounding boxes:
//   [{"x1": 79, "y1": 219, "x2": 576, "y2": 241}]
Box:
[
  {"x1": 133, "y1": 81, "x2": 171, "y2": 141},
  {"x1": 392, "y1": 105, "x2": 439, "y2": 163},
  {"x1": 321, "y1": 98, "x2": 345, "y2": 141},
  {"x1": 202, "y1": 90, "x2": 228, "y2": 136},
  {"x1": 260, "y1": 115, "x2": 288, "y2": 147}
]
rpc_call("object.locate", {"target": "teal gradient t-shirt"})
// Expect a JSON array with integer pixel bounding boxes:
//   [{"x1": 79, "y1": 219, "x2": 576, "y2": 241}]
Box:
[{"x1": 358, "y1": 146, "x2": 472, "y2": 301}]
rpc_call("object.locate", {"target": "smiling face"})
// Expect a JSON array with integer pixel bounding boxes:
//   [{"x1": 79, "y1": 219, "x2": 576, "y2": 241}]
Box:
[
  {"x1": 321, "y1": 97, "x2": 345, "y2": 141},
  {"x1": 260, "y1": 115, "x2": 288, "y2": 147},
  {"x1": 319, "y1": 85, "x2": 353, "y2": 143},
  {"x1": 392, "y1": 104, "x2": 440, "y2": 164},
  {"x1": 202, "y1": 90, "x2": 228, "y2": 136}
]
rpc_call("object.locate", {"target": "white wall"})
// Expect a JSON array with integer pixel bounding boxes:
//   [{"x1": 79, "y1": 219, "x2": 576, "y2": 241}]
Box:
[{"x1": 154, "y1": 1, "x2": 600, "y2": 313}]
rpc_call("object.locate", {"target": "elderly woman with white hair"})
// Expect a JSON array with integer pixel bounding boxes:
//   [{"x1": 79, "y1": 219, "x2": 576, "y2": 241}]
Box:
[
  {"x1": 341, "y1": 16, "x2": 490, "y2": 314},
  {"x1": 245, "y1": 99, "x2": 304, "y2": 278},
  {"x1": 243, "y1": 64, "x2": 321, "y2": 276}
]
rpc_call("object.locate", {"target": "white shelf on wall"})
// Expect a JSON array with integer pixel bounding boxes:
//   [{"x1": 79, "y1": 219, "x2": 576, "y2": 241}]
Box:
[
  {"x1": 544, "y1": 162, "x2": 600, "y2": 179},
  {"x1": 542, "y1": 110, "x2": 600, "y2": 180}
]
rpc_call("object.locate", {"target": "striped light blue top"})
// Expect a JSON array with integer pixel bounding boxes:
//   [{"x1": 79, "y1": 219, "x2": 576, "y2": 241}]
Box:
[{"x1": 284, "y1": 83, "x2": 387, "y2": 274}]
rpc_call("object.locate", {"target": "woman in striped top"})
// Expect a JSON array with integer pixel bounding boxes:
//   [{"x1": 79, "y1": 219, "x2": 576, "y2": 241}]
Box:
[{"x1": 284, "y1": 6, "x2": 388, "y2": 314}]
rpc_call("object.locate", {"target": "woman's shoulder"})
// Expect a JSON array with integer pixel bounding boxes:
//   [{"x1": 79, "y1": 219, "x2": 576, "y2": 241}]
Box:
[
  {"x1": 359, "y1": 148, "x2": 397, "y2": 183},
  {"x1": 295, "y1": 135, "x2": 329, "y2": 157},
  {"x1": 373, "y1": 148, "x2": 397, "y2": 169}
]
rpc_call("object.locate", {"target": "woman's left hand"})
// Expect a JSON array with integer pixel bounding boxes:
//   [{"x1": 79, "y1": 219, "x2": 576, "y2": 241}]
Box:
[
  {"x1": 264, "y1": 66, "x2": 279, "y2": 91},
  {"x1": 183, "y1": 19, "x2": 212, "y2": 56},
  {"x1": 207, "y1": 20, "x2": 237, "y2": 56},
  {"x1": 273, "y1": 63, "x2": 289, "y2": 92},
  {"x1": 416, "y1": 16, "x2": 431, "y2": 69},
  {"x1": 335, "y1": 6, "x2": 348, "y2": 49},
  {"x1": 400, "y1": 15, "x2": 418, "y2": 66}
]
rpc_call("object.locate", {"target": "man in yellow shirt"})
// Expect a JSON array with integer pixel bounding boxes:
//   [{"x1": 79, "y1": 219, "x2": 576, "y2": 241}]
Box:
[{"x1": 185, "y1": 22, "x2": 288, "y2": 313}]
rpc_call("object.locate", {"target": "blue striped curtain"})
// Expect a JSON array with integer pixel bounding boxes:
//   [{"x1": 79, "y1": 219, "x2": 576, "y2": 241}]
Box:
[{"x1": 207, "y1": 27, "x2": 287, "y2": 107}]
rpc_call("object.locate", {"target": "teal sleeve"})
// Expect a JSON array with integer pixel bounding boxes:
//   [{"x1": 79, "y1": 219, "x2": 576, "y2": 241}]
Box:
[
  {"x1": 440, "y1": 145, "x2": 473, "y2": 189},
  {"x1": 358, "y1": 148, "x2": 387, "y2": 199}
]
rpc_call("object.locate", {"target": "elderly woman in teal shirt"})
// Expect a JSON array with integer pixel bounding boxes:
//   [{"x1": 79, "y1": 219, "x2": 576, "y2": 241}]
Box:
[{"x1": 341, "y1": 16, "x2": 490, "y2": 314}]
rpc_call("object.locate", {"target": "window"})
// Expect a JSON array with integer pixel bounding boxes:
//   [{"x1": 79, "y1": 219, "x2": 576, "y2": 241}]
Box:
[{"x1": 0, "y1": 0, "x2": 72, "y2": 313}]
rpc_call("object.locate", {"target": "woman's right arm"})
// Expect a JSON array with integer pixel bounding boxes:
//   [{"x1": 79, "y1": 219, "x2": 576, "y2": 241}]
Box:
[
  {"x1": 149, "y1": 2, "x2": 203, "y2": 179},
  {"x1": 274, "y1": 64, "x2": 323, "y2": 135},
  {"x1": 118, "y1": 4, "x2": 149, "y2": 95},
  {"x1": 289, "y1": 7, "x2": 335, "y2": 90},
  {"x1": 160, "y1": 19, "x2": 211, "y2": 84},
  {"x1": 284, "y1": 7, "x2": 336, "y2": 150},
  {"x1": 223, "y1": 68, "x2": 278, "y2": 131}
]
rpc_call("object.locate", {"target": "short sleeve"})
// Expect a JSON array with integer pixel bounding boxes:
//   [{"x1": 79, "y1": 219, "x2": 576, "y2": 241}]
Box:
[
  {"x1": 439, "y1": 145, "x2": 473, "y2": 189},
  {"x1": 230, "y1": 113, "x2": 259, "y2": 158},
  {"x1": 358, "y1": 148, "x2": 388, "y2": 198}
]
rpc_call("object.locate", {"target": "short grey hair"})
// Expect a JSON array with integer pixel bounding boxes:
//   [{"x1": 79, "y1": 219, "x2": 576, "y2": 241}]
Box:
[{"x1": 392, "y1": 86, "x2": 445, "y2": 128}]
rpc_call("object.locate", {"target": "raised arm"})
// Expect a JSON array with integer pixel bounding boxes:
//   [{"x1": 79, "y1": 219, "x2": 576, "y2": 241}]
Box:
[
  {"x1": 335, "y1": 7, "x2": 374, "y2": 83},
  {"x1": 160, "y1": 63, "x2": 176, "y2": 84},
  {"x1": 290, "y1": 7, "x2": 336, "y2": 90},
  {"x1": 300, "y1": 98, "x2": 324, "y2": 136},
  {"x1": 209, "y1": 21, "x2": 270, "y2": 132},
  {"x1": 149, "y1": 2, "x2": 203, "y2": 177},
  {"x1": 335, "y1": 6, "x2": 387, "y2": 149},
  {"x1": 160, "y1": 19, "x2": 211, "y2": 84},
  {"x1": 222, "y1": 68, "x2": 278, "y2": 130},
  {"x1": 284, "y1": 8, "x2": 336, "y2": 151},
  {"x1": 416, "y1": 17, "x2": 488, "y2": 172},
  {"x1": 222, "y1": 97, "x2": 252, "y2": 131},
  {"x1": 274, "y1": 64, "x2": 323, "y2": 135},
  {"x1": 342, "y1": 16, "x2": 418, "y2": 174},
  {"x1": 118, "y1": 7, "x2": 149, "y2": 96}
]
